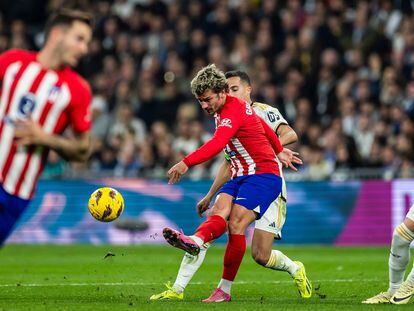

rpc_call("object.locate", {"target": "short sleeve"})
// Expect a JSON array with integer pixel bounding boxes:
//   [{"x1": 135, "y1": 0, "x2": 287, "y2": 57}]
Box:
[
  {"x1": 253, "y1": 103, "x2": 288, "y2": 132},
  {"x1": 0, "y1": 49, "x2": 23, "y2": 79},
  {"x1": 70, "y1": 78, "x2": 92, "y2": 133}
]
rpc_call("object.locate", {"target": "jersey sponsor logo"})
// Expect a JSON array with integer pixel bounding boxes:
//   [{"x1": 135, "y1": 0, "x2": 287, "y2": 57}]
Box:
[
  {"x1": 218, "y1": 118, "x2": 232, "y2": 128},
  {"x1": 267, "y1": 111, "x2": 280, "y2": 122},
  {"x1": 224, "y1": 145, "x2": 237, "y2": 158},
  {"x1": 17, "y1": 92, "x2": 36, "y2": 120}
]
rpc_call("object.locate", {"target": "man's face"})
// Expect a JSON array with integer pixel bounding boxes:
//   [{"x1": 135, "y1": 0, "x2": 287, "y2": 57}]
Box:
[
  {"x1": 55, "y1": 21, "x2": 92, "y2": 67},
  {"x1": 197, "y1": 89, "x2": 226, "y2": 115},
  {"x1": 227, "y1": 76, "x2": 252, "y2": 103}
]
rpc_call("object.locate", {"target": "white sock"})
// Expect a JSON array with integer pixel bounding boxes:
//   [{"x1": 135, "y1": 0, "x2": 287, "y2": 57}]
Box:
[
  {"x1": 172, "y1": 242, "x2": 210, "y2": 293},
  {"x1": 218, "y1": 278, "x2": 232, "y2": 294},
  {"x1": 388, "y1": 223, "x2": 414, "y2": 293},
  {"x1": 265, "y1": 250, "x2": 299, "y2": 276},
  {"x1": 190, "y1": 235, "x2": 204, "y2": 247}
]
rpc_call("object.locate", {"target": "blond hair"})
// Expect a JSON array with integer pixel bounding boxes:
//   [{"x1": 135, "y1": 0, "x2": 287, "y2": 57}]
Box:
[{"x1": 190, "y1": 64, "x2": 228, "y2": 96}]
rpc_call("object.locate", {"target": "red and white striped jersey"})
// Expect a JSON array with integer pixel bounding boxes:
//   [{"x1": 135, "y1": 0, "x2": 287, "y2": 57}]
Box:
[
  {"x1": 183, "y1": 95, "x2": 283, "y2": 178},
  {"x1": 0, "y1": 49, "x2": 92, "y2": 200}
]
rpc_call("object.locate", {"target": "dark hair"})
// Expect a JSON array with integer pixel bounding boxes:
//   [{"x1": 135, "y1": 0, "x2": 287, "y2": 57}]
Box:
[
  {"x1": 44, "y1": 9, "x2": 93, "y2": 39},
  {"x1": 225, "y1": 70, "x2": 251, "y2": 86}
]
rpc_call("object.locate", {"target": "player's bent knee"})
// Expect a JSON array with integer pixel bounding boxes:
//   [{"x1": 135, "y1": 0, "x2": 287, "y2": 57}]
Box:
[
  {"x1": 251, "y1": 247, "x2": 270, "y2": 266},
  {"x1": 228, "y1": 219, "x2": 245, "y2": 234},
  {"x1": 211, "y1": 203, "x2": 231, "y2": 219}
]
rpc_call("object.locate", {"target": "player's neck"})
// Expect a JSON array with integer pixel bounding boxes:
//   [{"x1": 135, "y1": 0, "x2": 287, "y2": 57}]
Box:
[{"x1": 37, "y1": 48, "x2": 64, "y2": 71}]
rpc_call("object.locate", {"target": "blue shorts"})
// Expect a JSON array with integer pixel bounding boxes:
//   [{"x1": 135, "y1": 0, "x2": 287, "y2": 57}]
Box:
[
  {"x1": 0, "y1": 184, "x2": 30, "y2": 245},
  {"x1": 217, "y1": 173, "x2": 282, "y2": 218}
]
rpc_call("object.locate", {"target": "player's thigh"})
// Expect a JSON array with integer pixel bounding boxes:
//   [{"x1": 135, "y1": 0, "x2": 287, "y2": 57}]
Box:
[
  {"x1": 212, "y1": 178, "x2": 241, "y2": 219},
  {"x1": 227, "y1": 203, "x2": 256, "y2": 234},
  {"x1": 255, "y1": 197, "x2": 286, "y2": 238}
]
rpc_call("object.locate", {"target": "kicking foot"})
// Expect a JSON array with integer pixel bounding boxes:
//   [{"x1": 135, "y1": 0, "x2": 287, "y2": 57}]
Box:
[{"x1": 163, "y1": 227, "x2": 200, "y2": 256}]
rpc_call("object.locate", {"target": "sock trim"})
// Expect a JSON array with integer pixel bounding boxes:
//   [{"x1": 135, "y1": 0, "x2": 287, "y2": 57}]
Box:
[
  {"x1": 265, "y1": 250, "x2": 277, "y2": 268},
  {"x1": 396, "y1": 223, "x2": 414, "y2": 242}
]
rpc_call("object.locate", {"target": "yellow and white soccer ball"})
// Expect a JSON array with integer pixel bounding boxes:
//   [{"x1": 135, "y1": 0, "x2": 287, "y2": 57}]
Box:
[{"x1": 88, "y1": 187, "x2": 124, "y2": 222}]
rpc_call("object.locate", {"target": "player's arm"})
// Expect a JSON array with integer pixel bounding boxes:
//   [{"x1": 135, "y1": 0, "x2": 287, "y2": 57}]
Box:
[
  {"x1": 167, "y1": 105, "x2": 243, "y2": 184},
  {"x1": 277, "y1": 124, "x2": 298, "y2": 146},
  {"x1": 197, "y1": 159, "x2": 231, "y2": 217},
  {"x1": 14, "y1": 78, "x2": 92, "y2": 162},
  {"x1": 14, "y1": 121, "x2": 91, "y2": 161}
]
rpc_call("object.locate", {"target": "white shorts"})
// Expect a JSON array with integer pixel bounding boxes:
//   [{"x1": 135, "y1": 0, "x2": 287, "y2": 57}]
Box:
[
  {"x1": 254, "y1": 195, "x2": 286, "y2": 238},
  {"x1": 406, "y1": 204, "x2": 414, "y2": 222}
]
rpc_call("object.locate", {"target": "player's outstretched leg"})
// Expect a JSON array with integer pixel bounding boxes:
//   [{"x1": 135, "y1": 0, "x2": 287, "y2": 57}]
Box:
[
  {"x1": 162, "y1": 227, "x2": 201, "y2": 256},
  {"x1": 363, "y1": 222, "x2": 414, "y2": 304},
  {"x1": 163, "y1": 215, "x2": 226, "y2": 255},
  {"x1": 150, "y1": 243, "x2": 211, "y2": 300}
]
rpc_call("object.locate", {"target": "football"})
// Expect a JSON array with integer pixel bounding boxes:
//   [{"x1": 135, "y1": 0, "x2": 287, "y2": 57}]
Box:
[{"x1": 88, "y1": 187, "x2": 124, "y2": 222}]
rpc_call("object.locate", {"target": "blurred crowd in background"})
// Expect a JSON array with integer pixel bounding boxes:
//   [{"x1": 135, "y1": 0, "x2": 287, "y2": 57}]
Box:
[{"x1": 1, "y1": 0, "x2": 414, "y2": 180}]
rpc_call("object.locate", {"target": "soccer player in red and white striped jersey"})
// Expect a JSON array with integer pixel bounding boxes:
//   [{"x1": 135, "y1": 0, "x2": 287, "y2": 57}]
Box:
[
  {"x1": 0, "y1": 9, "x2": 93, "y2": 245},
  {"x1": 162, "y1": 64, "x2": 302, "y2": 301}
]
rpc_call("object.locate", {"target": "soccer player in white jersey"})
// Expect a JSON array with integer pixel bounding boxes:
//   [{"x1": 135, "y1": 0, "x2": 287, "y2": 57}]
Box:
[
  {"x1": 0, "y1": 9, "x2": 93, "y2": 245},
  {"x1": 150, "y1": 70, "x2": 312, "y2": 301},
  {"x1": 363, "y1": 206, "x2": 414, "y2": 304}
]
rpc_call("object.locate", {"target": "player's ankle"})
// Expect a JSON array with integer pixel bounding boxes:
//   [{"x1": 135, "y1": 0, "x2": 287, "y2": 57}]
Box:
[
  {"x1": 189, "y1": 235, "x2": 204, "y2": 247},
  {"x1": 172, "y1": 283, "x2": 185, "y2": 294}
]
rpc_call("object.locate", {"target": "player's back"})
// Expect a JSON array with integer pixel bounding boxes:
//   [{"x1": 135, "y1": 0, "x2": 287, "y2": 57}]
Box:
[
  {"x1": 0, "y1": 49, "x2": 91, "y2": 199},
  {"x1": 219, "y1": 96, "x2": 280, "y2": 177}
]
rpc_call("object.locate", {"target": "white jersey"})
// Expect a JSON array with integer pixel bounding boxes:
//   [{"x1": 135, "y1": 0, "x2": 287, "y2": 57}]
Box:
[{"x1": 252, "y1": 102, "x2": 288, "y2": 201}]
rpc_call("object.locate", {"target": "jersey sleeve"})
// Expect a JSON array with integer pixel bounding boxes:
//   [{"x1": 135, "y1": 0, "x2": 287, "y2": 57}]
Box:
[
  {"x1": 183, "y1": 103, "x2": 244, "y2": 167},
  {"x1": 253, "y1": 103, "x2": 288, "y2": 132},
  {"x1": 69, "y1": 77, "x2": 92, "y2": 133},
  {"x1": 0, "y1": 49, "x2": 23, "y2": 80},
  {"x1": 259, "y1": 117, "x2": 283, "y2": 155}
]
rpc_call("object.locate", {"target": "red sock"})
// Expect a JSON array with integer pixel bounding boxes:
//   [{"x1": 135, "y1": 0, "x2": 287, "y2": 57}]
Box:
[
  {"x1": 222, "y1": 234, "x2": 246, "y2": 281},
  {"x1": 194, "y1": 215, "x2": 227, "y2": 243}
]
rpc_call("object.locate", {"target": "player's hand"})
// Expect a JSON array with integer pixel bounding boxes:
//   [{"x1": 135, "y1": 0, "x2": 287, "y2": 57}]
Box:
[
  {"x1": 167, "y1": 161, "x2": 189, "y2": 184},
  {"x1": 277, "y1": 148, "x2": 302, "y2": 171},
  {"x1": 14, "y1": 118, "x2": 48, "y2": 146},
  {"x1": 196, "y1": 195, "x2": 212, "y2": 217}
]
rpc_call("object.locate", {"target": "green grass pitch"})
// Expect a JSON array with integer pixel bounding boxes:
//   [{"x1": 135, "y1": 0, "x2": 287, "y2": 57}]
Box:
[{"x1": 0, "y1": 244, "x2": 412, "y2": 310}]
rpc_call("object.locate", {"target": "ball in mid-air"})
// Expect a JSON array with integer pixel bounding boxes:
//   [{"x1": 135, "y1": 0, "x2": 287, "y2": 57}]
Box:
[{"x1": 88, "y1": 187, "x2": 124, "y2": 222}]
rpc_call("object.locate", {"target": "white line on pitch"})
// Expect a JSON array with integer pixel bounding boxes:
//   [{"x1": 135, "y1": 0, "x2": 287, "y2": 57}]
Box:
[{"x1": 0, "y1": 279, "x2": 382, "y2": 287}]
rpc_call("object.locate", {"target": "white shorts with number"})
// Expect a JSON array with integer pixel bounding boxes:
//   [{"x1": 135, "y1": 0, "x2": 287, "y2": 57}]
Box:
[{"x1": 254, "y1": 178, "x2": 287, "y2": 238}]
